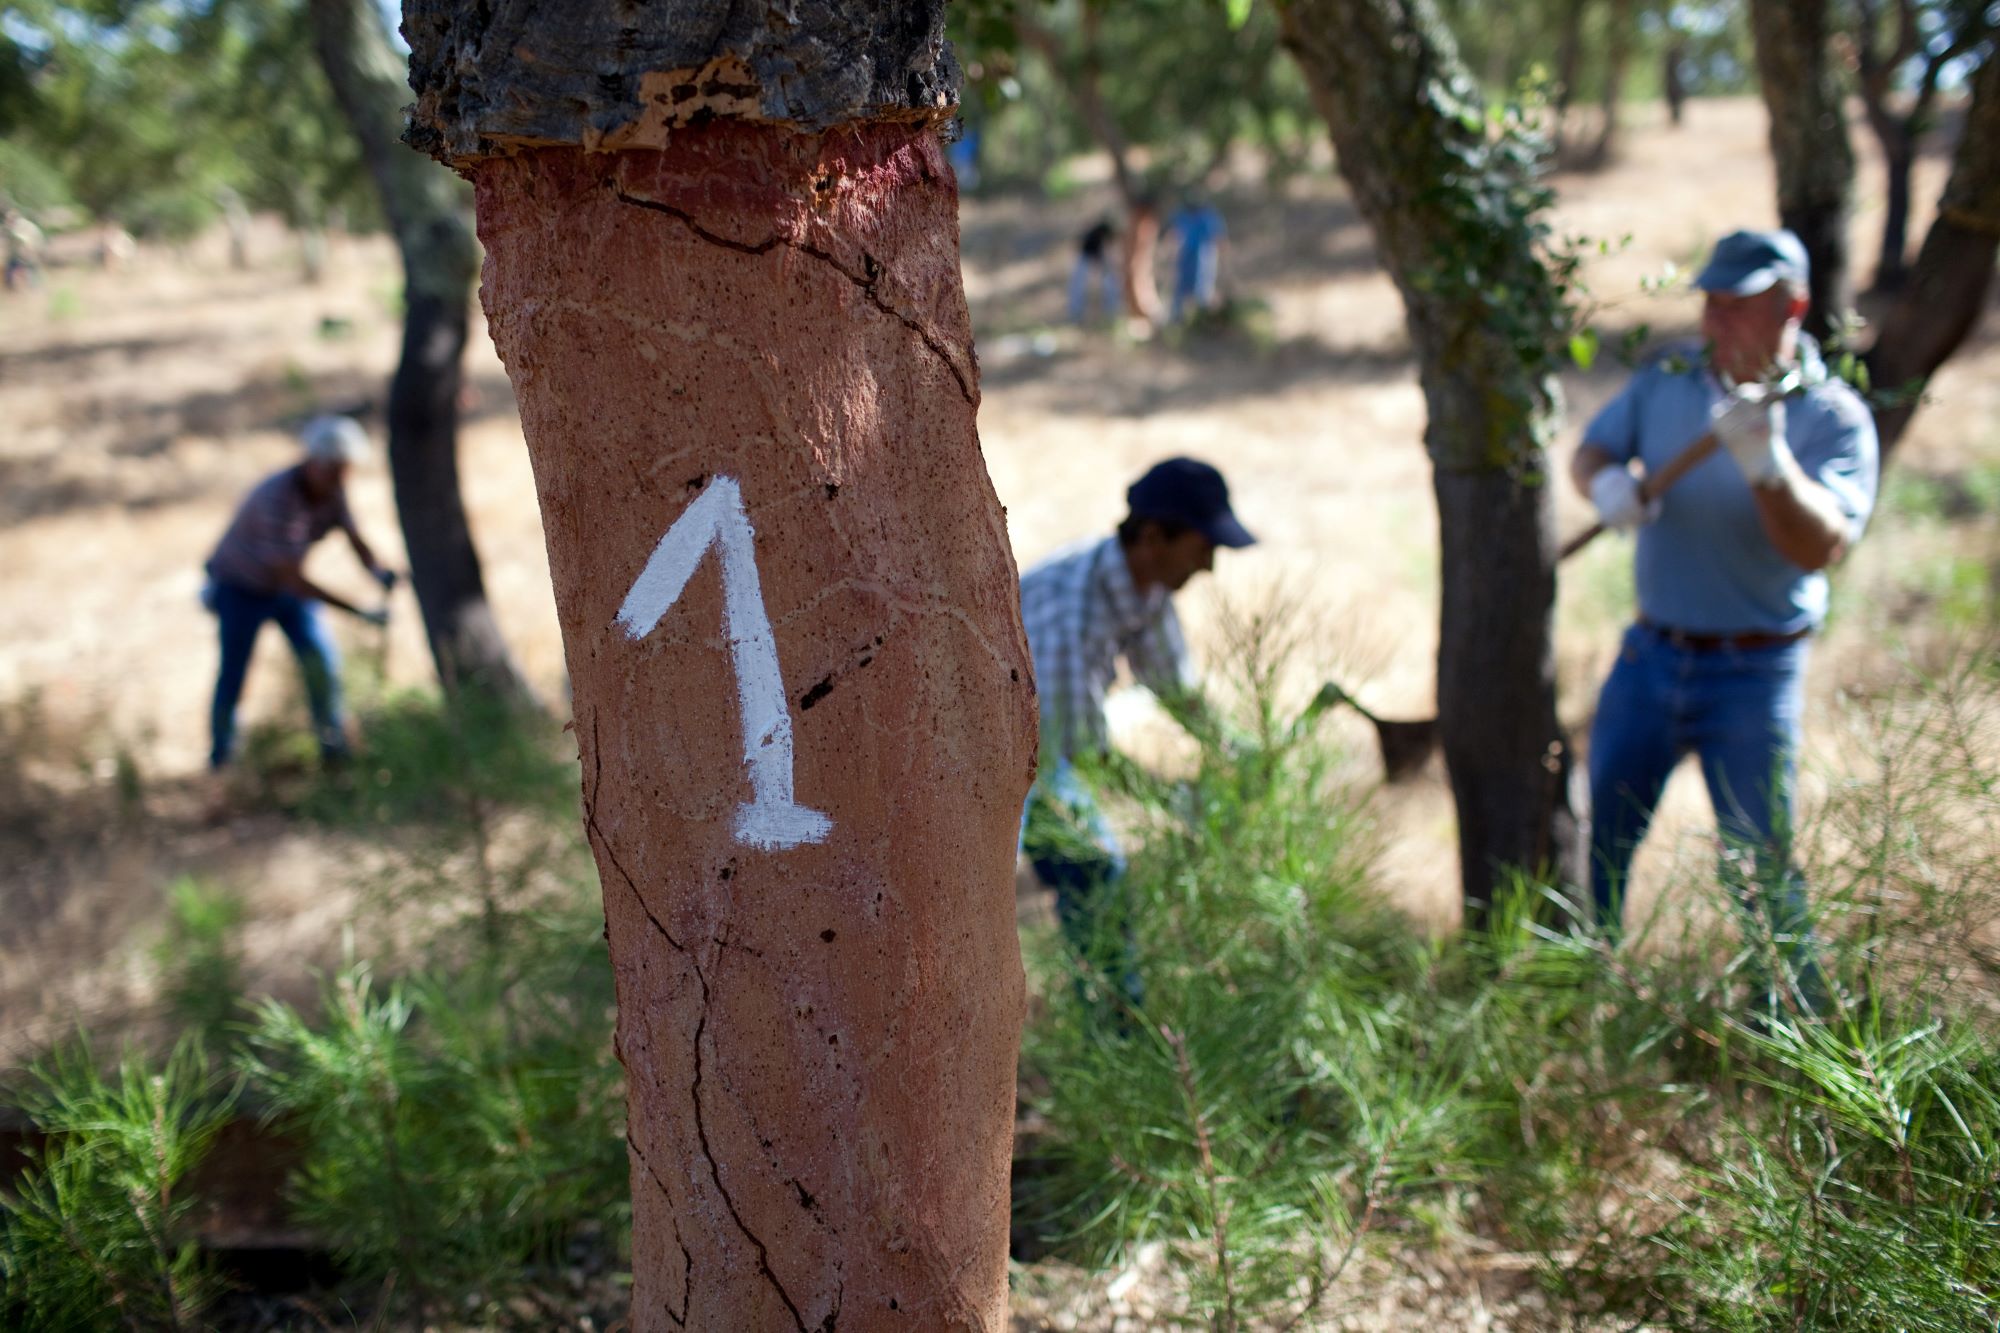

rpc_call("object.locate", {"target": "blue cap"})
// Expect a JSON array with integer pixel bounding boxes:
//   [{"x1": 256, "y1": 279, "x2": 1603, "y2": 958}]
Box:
[
  {"x1": 1127, "y1": 457, "x2": 1256, "y2": 548},
  {"x1": 1695, "y1": 228, "x2": 1810, "y2": 296}
]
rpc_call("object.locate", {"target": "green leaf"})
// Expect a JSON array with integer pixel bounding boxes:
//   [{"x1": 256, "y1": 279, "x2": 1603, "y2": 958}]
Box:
[
  {"x1": 1568, "y1": 328, "x2": 1600, "y2": 371},
  {"x1": 1225, "y1": 0, "x2": 1253, "y2": 29}
]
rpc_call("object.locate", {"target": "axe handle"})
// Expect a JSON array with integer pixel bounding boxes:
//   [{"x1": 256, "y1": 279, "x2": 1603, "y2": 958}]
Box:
[{"x1": 1559, "y1": 429, "x2": 1722, "y2": 562}]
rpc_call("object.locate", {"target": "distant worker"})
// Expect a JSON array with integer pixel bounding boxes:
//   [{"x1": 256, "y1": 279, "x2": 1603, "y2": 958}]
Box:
[
  {"x1": 1068, "y1": 215, "x2": 1122, "y2": 324},
  {"x1": 1167, "y1": 196, "x2": 1227, "y2": 324},
  {"x1": 203, "y1": 415, "x2": 396, "y2": 770},
  {"x1": 5, "y1": 209, "x2": 45, "y2": 291},
  {"x1": 1019, "y1": 458, "x2": 1256, "y2": 1001},
  {"x1": 1572, "y1": 228, "x2": 1878, "y2": 1014}
]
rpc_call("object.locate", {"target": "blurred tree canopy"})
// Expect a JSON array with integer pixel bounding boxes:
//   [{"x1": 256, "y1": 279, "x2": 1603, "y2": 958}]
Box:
[
  {"x1": 946, "y1": 0, "x2": 1759, "y2": 195},
  {"x1": 948, "y1": 0, "x2": 1323, "y2": 195},
  {"x1": 0, "y1": 0, "x2": 373, "y2": 237}
]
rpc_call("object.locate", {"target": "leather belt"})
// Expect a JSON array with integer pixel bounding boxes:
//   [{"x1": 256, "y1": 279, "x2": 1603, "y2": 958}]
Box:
[{"x1": 1637, "y1": 617, "x2": 1811, "y2": 652}]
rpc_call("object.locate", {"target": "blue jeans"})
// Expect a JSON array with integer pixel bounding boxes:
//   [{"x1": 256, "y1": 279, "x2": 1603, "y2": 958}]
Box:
[
  {"x1": 206, "y1": 580, "x2": 346, "y2": 768},
  {"x1": 1588, "y1": 623, "x2": 1825, "y2": 1001},
  {"x1": 1021, "y1": 760, "x2": 1142, "y2": 1010},
  {"x1": 1067, "y1": 256, "x2": 1121, "y2": 323},
  {"x1": 1170, "y1": 242, "x2": 1219, "y2": 323}
]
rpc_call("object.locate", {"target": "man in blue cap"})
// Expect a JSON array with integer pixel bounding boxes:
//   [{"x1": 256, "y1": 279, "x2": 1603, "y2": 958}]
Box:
[
  {"x1": 1569, "y1": 228, "x2": 1878, "y2": 1014},
  {"x1": 1018, "y1": 457, "x2": 1256, "y2": 1004}
]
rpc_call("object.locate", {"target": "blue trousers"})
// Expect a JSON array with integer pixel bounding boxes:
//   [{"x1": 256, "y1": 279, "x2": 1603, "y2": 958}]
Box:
[
  {"x1": 1588, "y1": 623, "x2": 1825, "y2": 1000},
  {"x1": 1067, "y1": 256, "x2": 1121, "y2": 323},
  {"x1": 206, "y1": 580, "x2": 346, "y2": 768},
  {"x1": 1021, "y1": 761, "x2": 1142, "y2": 1010},
  {"x1": 1170, "y1": 242, "x2": 1219, "y2": 323}
]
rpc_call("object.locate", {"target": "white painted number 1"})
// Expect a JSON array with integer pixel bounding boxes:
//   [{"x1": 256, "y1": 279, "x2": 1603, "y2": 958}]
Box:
[{"x1": 616, "y1": 475, "x2": 833, "y2": 851}]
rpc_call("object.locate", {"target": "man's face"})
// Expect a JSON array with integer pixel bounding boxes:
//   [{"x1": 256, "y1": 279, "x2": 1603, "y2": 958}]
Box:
[
  {"x1": 301, "y1": 457, "x2": 350, "y2": 499},
  {"x1": 1701, "y1": 284, "x2": 1803, "y2": 385},
  {"x1": 1153, "y1": 528, "x2": 1217, "y2": 592}
]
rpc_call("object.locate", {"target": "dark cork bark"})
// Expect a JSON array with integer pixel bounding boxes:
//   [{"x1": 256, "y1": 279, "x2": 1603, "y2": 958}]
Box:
[
  {"x1": 1747, "y1": 0, "x2": 1856, "y2": 342},
  {"x1": 402, "y1": 0, "x2": 959, "y2": 164},
  {"x1": 1276, "y1": 0, "x2": 1586, "y2": 921},
  {"x1": 1864, "y1": 43, "x2": 2000, "y2": 459}
]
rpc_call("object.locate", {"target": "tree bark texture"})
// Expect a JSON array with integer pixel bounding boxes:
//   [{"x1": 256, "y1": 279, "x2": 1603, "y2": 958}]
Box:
[
  {"x1": 1747, "y1": 0, "x2": 1856, "y2": 341},
  {"x1": 1874, "y1": 126, "x2": 1916, "y2": 292},
  {"x1": 1853, "y1": 0, "x2": 1922, "y2": 291},
  {"x1": 404, "y1": 6, "x2": 1035, "y2": 1329},
  {"x1": 403, "y1": 0, "x2": 958, "y2": 162},
  {"x1": 1865, "y1": 44, "x2": 2000, "y2": 458},
  {"x1": 308, "y1": 0, "x2": 534, "y2": 702},
  {"x1": 1275, "y1": 0, "x2": 1586, "y2": 919}
]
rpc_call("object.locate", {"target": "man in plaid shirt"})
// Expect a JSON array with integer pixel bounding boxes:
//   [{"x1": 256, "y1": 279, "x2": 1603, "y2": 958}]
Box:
[{"x1": 1020, "y1": 457, "x2": 1255, "y2": 1003}]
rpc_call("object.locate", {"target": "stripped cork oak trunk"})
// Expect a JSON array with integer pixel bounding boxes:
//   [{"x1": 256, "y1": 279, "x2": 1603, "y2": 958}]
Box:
[{"x1": 404, "y1": 6, "x2": 1038, "y2": 1328}]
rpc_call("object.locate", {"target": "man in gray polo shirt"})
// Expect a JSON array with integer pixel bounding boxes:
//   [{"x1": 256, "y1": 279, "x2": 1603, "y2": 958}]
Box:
[
  {"x1": 204, "y1": 415, "x2": 395, "y2": 769},
  {"x1": 1571, "y1": 228, "x2": 1878, "y2": 1010}
]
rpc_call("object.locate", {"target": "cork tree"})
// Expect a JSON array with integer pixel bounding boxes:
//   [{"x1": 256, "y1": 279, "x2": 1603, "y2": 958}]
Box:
[
  {"x1": 1274, "y1": 0, "x2": 1588, "y2": 920},
  {"x1": 309, "y1": 0, "x2": 534, "y2": 701},
  {"x1": 1750, "y1": 0, "x2": 2000, "y2": 458},
  {"x1": 1863, "y1": 30, "x2": 2000, "y2": 457},
  {"x1": 1747, "y1": 0, "x2": 1858, "y2": 342},
  {"x1": 402, "y1": 3, "x2": 1038, "y2": 1329}
]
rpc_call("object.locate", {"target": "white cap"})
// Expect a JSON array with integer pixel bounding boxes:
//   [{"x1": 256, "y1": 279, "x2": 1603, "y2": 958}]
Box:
[{"x1": 300, "y1": 414, "x2": 372, "y2": 465}]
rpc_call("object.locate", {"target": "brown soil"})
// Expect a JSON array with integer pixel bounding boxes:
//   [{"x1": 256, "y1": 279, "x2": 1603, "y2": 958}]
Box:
[{"x1": 2, "y1": 96, "x2": 1996, "y2": 1328}]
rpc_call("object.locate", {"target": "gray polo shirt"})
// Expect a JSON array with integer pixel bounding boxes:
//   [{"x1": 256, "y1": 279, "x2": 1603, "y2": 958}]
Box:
[
  {"x1": 1584, "y1": 339, "x2": 1878, "y2": 635},
  {"x1": 206, "y1": 465, "x2": 351, "y2": 595}
]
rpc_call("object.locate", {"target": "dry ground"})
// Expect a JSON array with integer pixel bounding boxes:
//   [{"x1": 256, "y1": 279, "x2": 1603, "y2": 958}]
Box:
[{"x1": 1, "y1": 95, "x2": 1997, "y2": 1326}]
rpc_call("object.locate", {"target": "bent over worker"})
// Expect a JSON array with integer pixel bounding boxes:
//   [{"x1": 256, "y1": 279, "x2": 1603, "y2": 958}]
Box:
[
  {"x1": 1018, "y1": 457, "x2": 1256, "y2": 1003},
  {"x1": 1571, "y1": 228, "x2": 1878, "y2": 1012},
  {"x1": 203, "y1": 415, "x2": 395, "y2": 769}
]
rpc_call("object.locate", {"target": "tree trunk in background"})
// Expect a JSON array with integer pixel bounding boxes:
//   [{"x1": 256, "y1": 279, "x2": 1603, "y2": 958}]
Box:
[
  {"x1": 1747, "y1": 0, "x2": 1856, "y2": 342},
  {"x1": 1017, "y1": 3, "x2": 1138, "y2": 206},
  {"x1": 1664, "y1": 36, "x2": 1688, "y2": 126},
  {"x1": 308, "y1": 0, "x2": 534, "y2": 703},
  {"x1": 404, "y1": 4, "x2": 1037, "y2": 1329},
  {"x1": 1588, "y1": 0, "x2": 1632, "y2": 167},
  {"x1": 1552, "y1": 0, "x2": 1589, "y2": 157},
  {"x1": 1864, "y1": 44, "x2": 2000, "y2": 459},
  {"x1": 1276, "y1": 0, "x2": 1586, "y2": 923},
  {"x1": 1873, "y1": 121, "x2": 1917, "y2": 292}
]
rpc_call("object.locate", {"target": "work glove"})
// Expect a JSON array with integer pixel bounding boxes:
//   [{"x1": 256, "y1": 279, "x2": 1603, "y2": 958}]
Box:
[
  {"x1": 372, "y1": 566, "x2": 399, "y2": 592},
  {"x1": 1589, "y1": 465, "x2": 1657, "y2": 532},
  {"x1": 1711, "y1": 384, "x2": 1790, "y2": 488},
  {"x1": 357, "y1": 606, "x2": 390, "y2": 629}
]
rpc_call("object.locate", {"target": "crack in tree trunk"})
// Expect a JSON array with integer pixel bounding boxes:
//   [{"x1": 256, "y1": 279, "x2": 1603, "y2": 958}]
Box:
[{"x1": 608, "y1": 185, "x2": 977, "y2": 404}]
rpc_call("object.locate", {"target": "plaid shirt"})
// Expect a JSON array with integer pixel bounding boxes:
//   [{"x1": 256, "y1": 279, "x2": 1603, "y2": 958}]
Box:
[
  {"x1": 1020, "y1": 535, "x2": 1195, "y2": 764},
  {"x1": 206, "y1": 465, "x2": 351, "y2": 594}
]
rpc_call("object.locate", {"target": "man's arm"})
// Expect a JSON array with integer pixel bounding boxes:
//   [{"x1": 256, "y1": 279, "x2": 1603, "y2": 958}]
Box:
[
  {"x1": 1571, "y1": 442, "x2": 1620, "y2": 496},
  {"x1": 1747, "y1": 461, "x2": 1854, "y2": 571},
  {"x1": 271, "y1": 558, "x2": 374, "y2": 620},
  {"x1": 1712, "y1": 391, "x2": 1859, "y2": 572},
  {"x1": 340, "y1": 515, "x2": 396, "y2": 588}
]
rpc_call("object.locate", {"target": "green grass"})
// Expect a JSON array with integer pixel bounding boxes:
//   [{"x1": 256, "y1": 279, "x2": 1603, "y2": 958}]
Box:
[
  {"x1": 0, "y1": 1040, "x2": 235, "y2": 1331},
  {"x1": 1017, "y1": 622, "x2": 2000, "y2": 1330},
  {"x1": 6, "y1": 631, "x2": 1998, "y2": 1329}
]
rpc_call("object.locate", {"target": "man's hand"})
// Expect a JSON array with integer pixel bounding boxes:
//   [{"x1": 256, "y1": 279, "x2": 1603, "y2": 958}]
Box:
[
  {"x1": 356, "y1": 606, "x2": 390, "y2": 629},
  {"x1": 1712, "y1": 385, "x2": 1790, "y2": 487},
  {"x1": 1589, "y1": 465, "x2": 1658, "y2": 531}
]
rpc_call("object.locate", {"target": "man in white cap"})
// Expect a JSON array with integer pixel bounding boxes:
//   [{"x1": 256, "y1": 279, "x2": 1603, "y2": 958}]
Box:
[
  {"x1": 1570, "y1": 228, "x2": 1879, "y2": 1012},
  {"x1": 203, "y1": 415, "x2": 396, "y2": 769}
]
